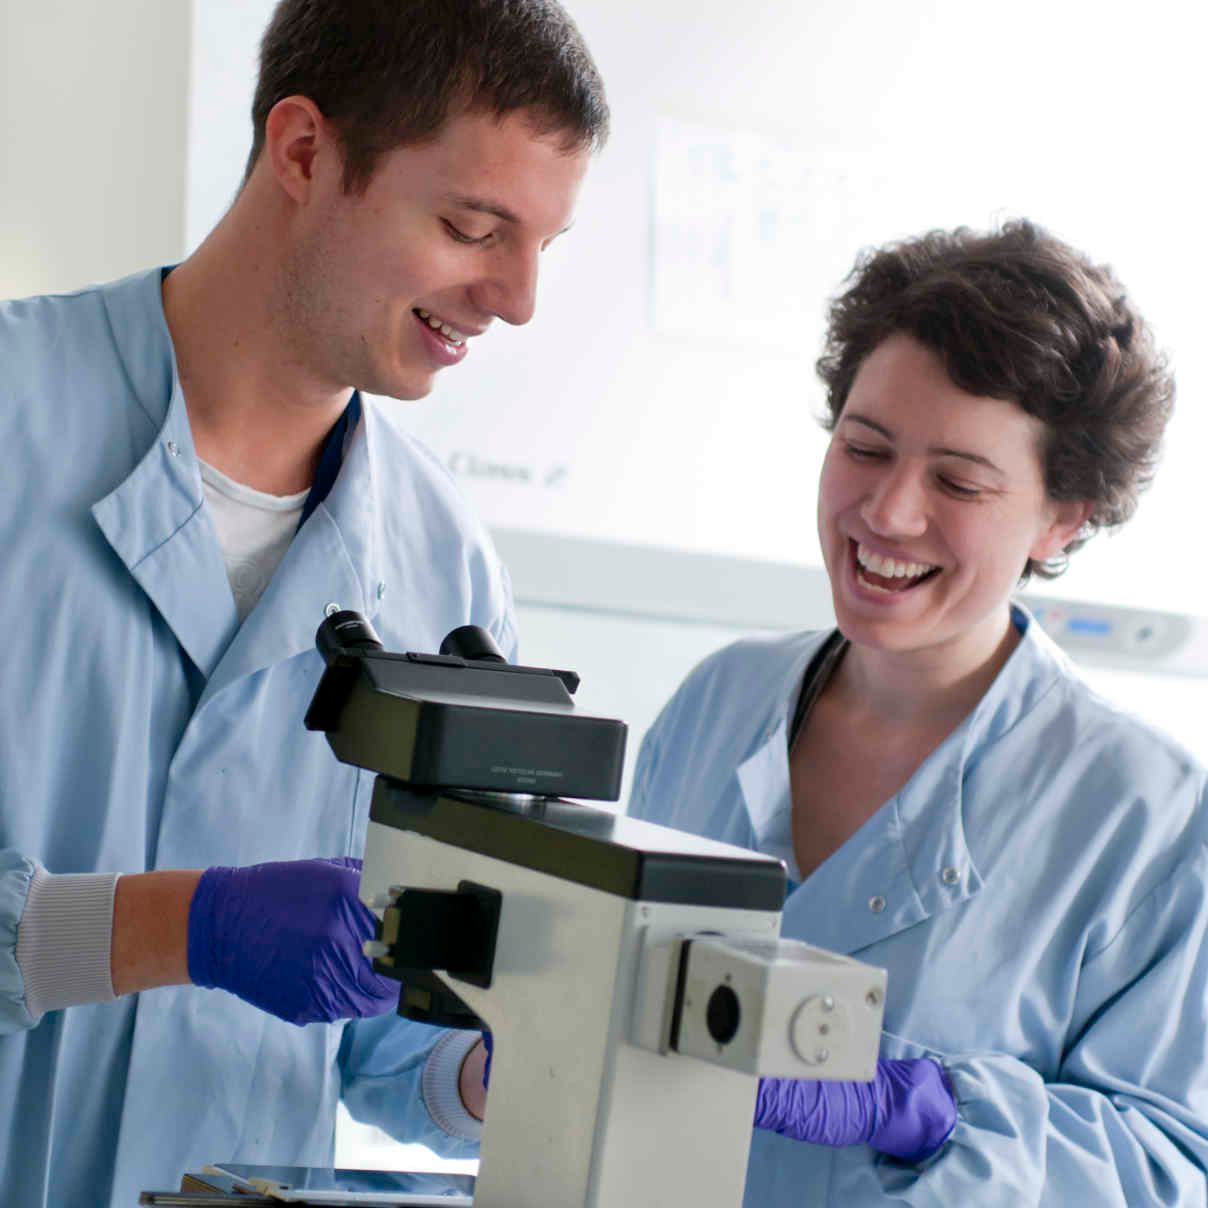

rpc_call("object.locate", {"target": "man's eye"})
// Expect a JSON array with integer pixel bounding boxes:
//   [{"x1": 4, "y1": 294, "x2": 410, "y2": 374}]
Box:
[{"x1": 443, "y1": 220, "x2": 491, "y2": 246}]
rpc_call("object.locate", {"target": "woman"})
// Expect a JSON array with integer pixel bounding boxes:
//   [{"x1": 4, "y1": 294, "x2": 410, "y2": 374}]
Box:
[{"x1": 628, "y1": 221, "x2": 1208, "y2": 1203}]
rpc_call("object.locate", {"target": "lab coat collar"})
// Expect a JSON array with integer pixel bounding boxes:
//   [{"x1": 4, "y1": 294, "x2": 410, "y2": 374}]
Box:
[
  {"x1": 195, "y1": 400, "x2": 383, "y2": 710},
  {"x1": 741, "y1": 605, "x2": 1063, "y2": 957},
  {"x1": 91, "y1": 268, "x2": 239, "y2": 680},
  {"x1": 89, "y1": 267, "x2": 387, "y2": 701},
  {"x1": 735, "y1": 633, "x2": 832, "y2": 874}
]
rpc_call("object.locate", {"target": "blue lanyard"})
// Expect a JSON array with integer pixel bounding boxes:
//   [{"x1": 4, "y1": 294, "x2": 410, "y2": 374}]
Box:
[{"x1": 298, "y1": 392, "x2": 362, "y2": 531}]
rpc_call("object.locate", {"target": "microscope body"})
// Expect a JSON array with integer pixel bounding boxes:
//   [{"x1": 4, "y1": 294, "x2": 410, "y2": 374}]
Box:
[
  {"x1": 363, "y1": 783, "x2": 795, "y2": 1207},
  {"x1": 308, "y1": 616, "x2": 887, "y2": 1208}
]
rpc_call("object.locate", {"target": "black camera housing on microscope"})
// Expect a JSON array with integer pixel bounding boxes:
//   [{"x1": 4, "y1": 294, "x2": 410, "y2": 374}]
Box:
[{"x1": 304, "y1": 610, "x2": 627, "y2": 800}]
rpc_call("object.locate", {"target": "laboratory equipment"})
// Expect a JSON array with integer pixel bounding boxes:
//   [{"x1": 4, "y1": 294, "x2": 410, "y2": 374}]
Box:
[{"x1": 304, "y1": 611, "x2": 887, "y2": 1207}]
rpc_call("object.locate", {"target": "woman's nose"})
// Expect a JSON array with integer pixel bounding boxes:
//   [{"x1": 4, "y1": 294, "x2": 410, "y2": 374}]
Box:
[{"x1": 861, "y1": 466, "x2": 928, "y2": 537}]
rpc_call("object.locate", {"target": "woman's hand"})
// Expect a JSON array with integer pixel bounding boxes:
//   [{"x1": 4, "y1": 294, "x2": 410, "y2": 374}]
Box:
[{"x1": 754, "y1": 1057, "x2": 956, "y2": 1162}]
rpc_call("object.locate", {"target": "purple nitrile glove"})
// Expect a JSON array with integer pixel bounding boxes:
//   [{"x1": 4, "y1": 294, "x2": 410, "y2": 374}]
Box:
[
  {"x1": 187, "y1": 856, "x2": 399, "y2": 1026},
  {"x1": 754, "y1": 1057, "x2": 956, "y2": 1163}
]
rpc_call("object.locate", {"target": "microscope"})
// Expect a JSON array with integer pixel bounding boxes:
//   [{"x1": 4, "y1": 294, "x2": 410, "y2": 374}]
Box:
[{"x1": 305, "y1": 612, "x2": 887, "y2": 1208}]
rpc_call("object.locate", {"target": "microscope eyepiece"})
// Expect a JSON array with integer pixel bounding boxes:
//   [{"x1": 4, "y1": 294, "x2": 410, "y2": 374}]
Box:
[
  {"x1": 316, "y1": 610, "x2": 384, "y2": 664},
  {"x1": 439, "y1": 624, "x2": 506, "y2": 664}
]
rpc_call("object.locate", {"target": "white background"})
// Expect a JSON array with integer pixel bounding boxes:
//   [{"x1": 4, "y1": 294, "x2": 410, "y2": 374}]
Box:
[{"x1": 183, "y1": 0, "x2": 1208, "y2": 617}]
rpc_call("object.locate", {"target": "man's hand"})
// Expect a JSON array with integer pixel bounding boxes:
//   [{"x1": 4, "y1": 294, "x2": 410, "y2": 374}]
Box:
[
  {"x1": 754, "y1": 1057, "x2": 956, "y2": 1163},
  {"x1": 186, "y1": 856, "x2": 399, "y2": 1025}
]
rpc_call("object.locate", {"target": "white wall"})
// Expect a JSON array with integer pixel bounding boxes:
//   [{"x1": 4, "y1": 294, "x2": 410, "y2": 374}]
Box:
[
  {"x1": 181, "y1": 0, "x2": 1208, "y2": 622},
  {"x1": 0, "y1": 0, "x2": 190, "y2": 299}
]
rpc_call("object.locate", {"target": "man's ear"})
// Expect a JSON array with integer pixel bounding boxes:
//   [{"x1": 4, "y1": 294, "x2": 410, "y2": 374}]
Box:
[
  {"x1": 1031, "y1": 499, "x2": 1095, "y2": 563},
  {"x1": 263, "y1": 95, "x2": 338, "y2": 204}
]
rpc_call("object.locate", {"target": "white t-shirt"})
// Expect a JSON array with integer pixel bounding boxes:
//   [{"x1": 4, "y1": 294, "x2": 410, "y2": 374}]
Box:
[{"x1": 199, "y1": 460, "x2": 308, "y2": 622}]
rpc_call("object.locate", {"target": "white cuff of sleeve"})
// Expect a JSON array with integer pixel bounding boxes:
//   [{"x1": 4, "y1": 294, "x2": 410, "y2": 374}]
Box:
[
  {"x1": 422, "y1": 1029, "x2": 484, "y2": 1142},
  {"x1": 15, "y1": 866, "x2": 119, "y2": 1021}
]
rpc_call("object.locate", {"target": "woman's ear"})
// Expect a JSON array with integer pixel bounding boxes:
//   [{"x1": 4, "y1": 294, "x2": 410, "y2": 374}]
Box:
[{"x1": 1031, "y1": 499, "x2": 1095, "y2": 563}]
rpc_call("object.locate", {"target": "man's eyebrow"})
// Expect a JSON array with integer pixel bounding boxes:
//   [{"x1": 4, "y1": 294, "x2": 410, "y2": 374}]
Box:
[
  {"x1": 840, "y1": 413, "x2": 1005, "y2": 475},
  {"x1": 443, "y1": 192, "x2": 574, "y2": 237},
  {"x1": 443, "y1": 192, "x2": 520, "y2": 225}
]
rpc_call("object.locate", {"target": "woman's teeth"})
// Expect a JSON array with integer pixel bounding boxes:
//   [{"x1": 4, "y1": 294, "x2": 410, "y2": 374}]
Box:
[
  {"x1": 855, "y1": 542, "x2": 938, "y2": 586},
  {"x1": 417, "y1": 308, "x2": 466, "y2": 346}
]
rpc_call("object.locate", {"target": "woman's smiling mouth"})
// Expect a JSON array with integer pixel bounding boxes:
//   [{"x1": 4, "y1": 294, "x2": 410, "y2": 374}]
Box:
[{"x1": 852, "y1": 540, "x2": 941, "y2": 594}]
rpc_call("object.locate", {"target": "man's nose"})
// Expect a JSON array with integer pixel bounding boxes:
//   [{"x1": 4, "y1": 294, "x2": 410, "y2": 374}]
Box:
[
  {"x1": 861, "y1": 466, "x2": 928, "y2": 537},
  {"x1": 475, "y1": 245, "x2": 540, "y2": 327}
]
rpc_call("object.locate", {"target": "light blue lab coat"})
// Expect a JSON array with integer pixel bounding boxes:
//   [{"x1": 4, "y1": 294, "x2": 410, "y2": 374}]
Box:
[
  {"x1": 0, "y1": 269, "x2": 506, "y2": 1207},
  {"x1": 628, "y1": 613, "x2": 1208, "y2": 1205}
]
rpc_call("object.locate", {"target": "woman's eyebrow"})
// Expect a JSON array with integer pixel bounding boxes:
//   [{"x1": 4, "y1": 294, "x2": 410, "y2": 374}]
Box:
[
  {"x1": 931, "y1": 446, "x2": 1005, "y2": 475},
  {"x1": 841, "y1": 413, "x2": 1005, "y2": 475},
  {"x1": 842, "y1": 413, "x2": 893, "y2": 439}
]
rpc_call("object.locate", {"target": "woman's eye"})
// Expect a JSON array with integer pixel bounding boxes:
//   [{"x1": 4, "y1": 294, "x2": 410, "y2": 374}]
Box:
[
  {"x1": 845, "y1": 442, "x2": 887, "y2": 461},
  {"x1": 939, "y1": 476, "x2": 981, "y2": 499},
  {"x1": 443, "y1": 220, "x2": 492, "y2": 246}
]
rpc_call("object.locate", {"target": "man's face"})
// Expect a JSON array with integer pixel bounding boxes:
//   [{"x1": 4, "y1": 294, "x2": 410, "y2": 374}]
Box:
[
  {"x1": 816, "y1": 333, "x2": 1080, "y2": 664},
  {"x1": 282, "y1": 108, "x2": 590, "y2": 400}
]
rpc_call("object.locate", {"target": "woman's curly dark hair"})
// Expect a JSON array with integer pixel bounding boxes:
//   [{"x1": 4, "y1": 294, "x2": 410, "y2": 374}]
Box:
[{"x1": 816, "y1": 220, "x2": 1174, "y2": 579}]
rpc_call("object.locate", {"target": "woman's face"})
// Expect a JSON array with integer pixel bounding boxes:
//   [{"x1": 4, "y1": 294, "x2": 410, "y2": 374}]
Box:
[{"x1": 817, "y1": 333, "x2": 1088, "y2": 663}]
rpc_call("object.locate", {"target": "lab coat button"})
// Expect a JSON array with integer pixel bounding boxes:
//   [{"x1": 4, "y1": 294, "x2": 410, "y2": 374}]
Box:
[
  {"x1": 941, "y1": 866, "x2": 960, "y2": 886},
  {"x1": 166, "y1": 440, "x2": 180, "y2": 457},
  {"x1": 376, "y1": 581, "x2": 387, "y2": 600},
  {"x1": 868, "y1": 895, "x2": 886, "y2": 914}
]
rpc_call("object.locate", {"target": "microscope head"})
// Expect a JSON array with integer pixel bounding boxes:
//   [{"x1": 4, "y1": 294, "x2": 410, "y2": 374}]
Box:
[{"x1": 305, "y1": 610, "x2": 627, "y2": 800}]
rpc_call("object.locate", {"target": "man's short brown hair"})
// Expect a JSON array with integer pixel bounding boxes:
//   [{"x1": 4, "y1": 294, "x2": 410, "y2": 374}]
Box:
[{"x1": 248, "y1": 0, "x2": 609, "y2": 193}]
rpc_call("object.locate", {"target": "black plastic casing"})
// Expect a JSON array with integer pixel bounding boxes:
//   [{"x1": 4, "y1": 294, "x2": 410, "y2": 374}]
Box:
[{"x1": 305, "y1": 649, "x2": 626, "y2": 800}]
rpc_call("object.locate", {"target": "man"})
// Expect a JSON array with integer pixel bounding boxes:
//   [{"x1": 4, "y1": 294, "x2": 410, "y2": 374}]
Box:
[{"x1": 0, "y1": 2, "x2": 607, "y2": 1204}]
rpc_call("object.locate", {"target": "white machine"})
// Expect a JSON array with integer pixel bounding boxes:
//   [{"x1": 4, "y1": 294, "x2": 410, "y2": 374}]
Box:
[{"x1": 307, "y1": 613, "x2": 886, "y2": 1208}]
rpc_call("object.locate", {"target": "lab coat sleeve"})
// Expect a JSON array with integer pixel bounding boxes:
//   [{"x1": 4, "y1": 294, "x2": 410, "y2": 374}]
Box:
[
  {"x1": 863, "y1": 841, "x2": 1208, "y2": 1206},
  {"x1": 487, "y1": 562, "x2": 519, "y2": 663},
  {"x1": 338, "y1": 1011, "x2": 482, "y2": 1159},
  {"x1": 624, "y1": 696, "x2": 670, "y2": 822},
  {"x1": 0, "y1": 850, "x2": 38, "y2": 1034}
]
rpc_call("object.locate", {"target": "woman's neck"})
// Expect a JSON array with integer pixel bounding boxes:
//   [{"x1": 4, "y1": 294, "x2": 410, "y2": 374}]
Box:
[{"x1": 830, "y1": 606, "x2": 1021, "y2": 730}]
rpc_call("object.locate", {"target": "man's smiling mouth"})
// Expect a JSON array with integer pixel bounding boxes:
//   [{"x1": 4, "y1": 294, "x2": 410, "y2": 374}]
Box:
[
  {"x1": 415, "y1": 308, "x2": 468, "y2": 346},
  {"x1": 853, "y1": 540, "x2": 941, "y2": 593}
]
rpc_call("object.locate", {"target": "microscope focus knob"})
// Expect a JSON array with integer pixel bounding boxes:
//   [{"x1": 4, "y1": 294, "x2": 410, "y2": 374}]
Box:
[
  {"x1": 439, "y1": 624, "x2": 506, "y2": 664},
  {"x1": 790, "y1": 994, "x2": 850, "y2": 1068}
]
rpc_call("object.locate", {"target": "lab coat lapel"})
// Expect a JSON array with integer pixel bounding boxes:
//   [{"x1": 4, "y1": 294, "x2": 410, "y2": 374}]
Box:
[
  {"x1": 90, "y1": 286, "x2": 239, "y2": 681},
  {"x1": 735, "y1": 721, "x2": 794, "y2": 868},
  {"x1": 779, "y1": 664, "x2": 988, "y2": 958},
  {"x1": 734, "y1": 635, "x2": 833, "y2": 868},
  {"x1": 195, "y1": 408, "x2": 382, "y2": 711},
  {"x1": 784, "y1": 800, "x2": 934, "y2": 957}
]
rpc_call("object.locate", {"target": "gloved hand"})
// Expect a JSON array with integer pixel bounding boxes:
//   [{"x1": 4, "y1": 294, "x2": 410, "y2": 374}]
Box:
[
  {"x1": 187, "y1": 856, "x2": 399, "y2": 1026},
  {"x1": 754, "y1": 1057, "x2": 956, "y2": 1163}
]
